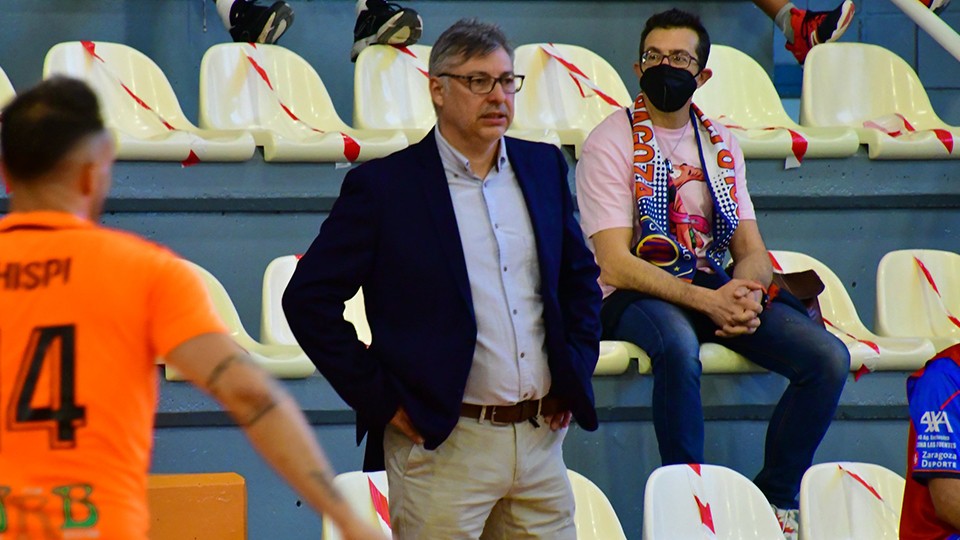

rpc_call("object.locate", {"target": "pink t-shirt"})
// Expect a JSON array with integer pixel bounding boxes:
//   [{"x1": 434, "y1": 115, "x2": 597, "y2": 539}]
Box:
[{"x1": 575, "y1": 108, "x2": 756, "y2": 297}]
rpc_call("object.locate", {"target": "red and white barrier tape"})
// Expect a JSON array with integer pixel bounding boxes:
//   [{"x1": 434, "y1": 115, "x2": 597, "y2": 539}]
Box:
[
  {"x1": 914, "y1": 256, "x2": 960, "y2": 330},
  {"x1": 719, "y1": 116, "x2": 808, "y2": 167},
  {"x1": 368, "y1": 476, "x2": 392, "y2": 530},
  {"x1": 838, "y1": 464, "x2": 901, "y2": 519},
  {"x1": 539, "y1": 43, "x2": 623, "y2": 108},
  {"x1": 862, "y1": 113, "x2": 954, "y2": 153},
  {"x1": 685, "y1": 464, "x2": 718, "y2": 538},
  {"x1": 243, "y1": 44, "x2": 361, "y2": 162},
  {"x1": 393, "y1": 45, "x2": 429, "y2": 78}
]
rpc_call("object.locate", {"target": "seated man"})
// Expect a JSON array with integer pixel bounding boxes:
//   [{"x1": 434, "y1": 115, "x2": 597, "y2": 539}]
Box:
[
  {"x1": 901, "y1": 344, "x2": 960, "y2": 540},
  {"x1": 575, "y1": 8, "x2": 850, "y2": 539}
]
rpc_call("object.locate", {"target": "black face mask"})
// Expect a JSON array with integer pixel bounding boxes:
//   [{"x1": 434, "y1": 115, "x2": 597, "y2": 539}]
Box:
[{"x1": 639, "y1": 64, "x2": 699, "y2": 113}]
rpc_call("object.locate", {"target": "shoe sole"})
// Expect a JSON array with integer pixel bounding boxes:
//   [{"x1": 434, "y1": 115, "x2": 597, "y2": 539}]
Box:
[
  {"x1": 351, "y1": 10, "x2": 422, "y2": 61},
  {"x1": 257, "y1": 2, "x2": 295, "y2": 44},
  {"x1": 813, "y1": 0, "x2": 855, "y2": 45}
]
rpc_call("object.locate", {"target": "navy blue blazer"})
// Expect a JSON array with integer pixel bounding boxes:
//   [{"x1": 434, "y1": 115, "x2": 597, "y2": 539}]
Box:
[{"x1": 283, "y1": 130, "x2": 602, "y2": 470}]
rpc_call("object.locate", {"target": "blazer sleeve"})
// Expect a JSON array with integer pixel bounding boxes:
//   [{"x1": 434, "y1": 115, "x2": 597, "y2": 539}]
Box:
[
  {"x1": 282, "y1": 167, "x2": 399, "y2": 429},
  {"x1": 555, "y1": 148, "x2": 603, "y2": 376}
]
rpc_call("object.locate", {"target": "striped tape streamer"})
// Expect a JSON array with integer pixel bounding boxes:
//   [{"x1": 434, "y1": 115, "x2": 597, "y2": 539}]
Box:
[{"x1": 538, "y1": 43, "x2": 622, "y2": 108}]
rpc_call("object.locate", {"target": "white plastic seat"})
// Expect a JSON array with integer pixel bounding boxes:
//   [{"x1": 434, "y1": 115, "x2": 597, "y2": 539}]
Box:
[
  {"x1": 163, "y1": 260, "x2": 316, "y2": 380},
  {"x1": 42, "y1": 41, "x2": 255, "y2": 162},
  {"x1": 695, "y1": 45, "x2": 859, "y2": 161},
  {"x1": 512, "y1": 43, "x2": 631, "y2": 157},
  {"x1": 799, "y1": 462, "x2": 904, "y2": 540},
  {"x1": 769, "y1": 250, "x2": 935, "y2": 372},
  {"x1": 643, "y1": 463, "x2": 785, "y2": 539},
  {"x1": 876, "y1": 249, "x2": 960, "y2": 350},
  {"x1": 613, "y1": 338, "x2": 758, "y2": 375},
  {"x1": 801, "y1": 43, "x2": 960, "y2": 159},
  {"x1": 260, "y1": 255, "x2": 371, "y2": 347},
  {"x1": 200, "y1": 43, "x2": 408, "y2": 163},
  {"x1": 0, "y1": 65, "x2": 14, "y2": 108},
  {"x1": 568, "y1": 470, "x2": 627, "y2": 540},
  {"x1": 321, "y1": 471, "x2": 391, "y2": 540},
  {"x1": 353, "y1": 44, "x2": 561, "y2": 147}
]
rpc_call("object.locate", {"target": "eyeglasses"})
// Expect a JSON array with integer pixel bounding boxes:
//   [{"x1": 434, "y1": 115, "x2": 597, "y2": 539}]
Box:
[
  {"x1": 438, "y1": 73, "x2": 525, "y2": 94},
  {"x1": 640, "y1": 50, "x2": 700, "y2": 70}
]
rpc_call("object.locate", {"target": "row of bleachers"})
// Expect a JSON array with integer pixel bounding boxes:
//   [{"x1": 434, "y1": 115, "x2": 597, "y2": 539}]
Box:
[
  {"x1": 3, "y1": 40, "x2": 957, "y2": 164},
  {"x1": 172, "y1": 248, "x2": 959, "y2": 381},
  {"x1": 325, "y1": 461, "x2": 905, "y2": 539}
]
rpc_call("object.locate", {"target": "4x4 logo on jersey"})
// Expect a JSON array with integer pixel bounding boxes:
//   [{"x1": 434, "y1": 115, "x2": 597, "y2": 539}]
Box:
[{"x1": 922, "y1": 410, "x2": 955, "y2": 433}]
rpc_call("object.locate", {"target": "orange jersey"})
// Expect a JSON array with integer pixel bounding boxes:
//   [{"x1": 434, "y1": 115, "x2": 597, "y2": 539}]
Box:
[{"x1": 0, "y1": 211, "x2": 226, "y2": 540}]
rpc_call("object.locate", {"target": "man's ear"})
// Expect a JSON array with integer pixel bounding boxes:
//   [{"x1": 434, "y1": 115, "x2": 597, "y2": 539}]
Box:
[
  {"x1": 633, "y1": 61, "x2": 643, "y2": 80},
  {"x1": 429, "y1": 76, "x2": 445, "y2": 109},
  {"x1": 77, "y1": 161, "x2": 95, "y2": 196},
  {"x1": 696, "y1": 68, "x2": 713, "y2": 88}
]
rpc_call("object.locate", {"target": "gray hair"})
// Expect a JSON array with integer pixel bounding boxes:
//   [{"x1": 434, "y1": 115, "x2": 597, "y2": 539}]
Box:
[{"x1": 428, "y1": 19, "x2": 513, "y2": 75}]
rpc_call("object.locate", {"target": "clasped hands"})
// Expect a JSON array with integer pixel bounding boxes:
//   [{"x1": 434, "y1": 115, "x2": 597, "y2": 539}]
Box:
[{"x1": 702, "y1": 278, "x2": 765, "y2": 338}]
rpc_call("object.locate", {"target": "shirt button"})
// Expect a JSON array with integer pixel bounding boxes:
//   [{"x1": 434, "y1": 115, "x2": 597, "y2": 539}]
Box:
[
  {"x1": 503, "y1": 266, "x2": 508, "y2": 272},
  {"x1": 520, "y1": 352, "x2": 526, "y2": 359},
  {"x1": 512, "y1": 309, "x2": 518, "y2": 315},
  {"x1": 494, "y1": 223, "x2": 499, "y2": 229}
]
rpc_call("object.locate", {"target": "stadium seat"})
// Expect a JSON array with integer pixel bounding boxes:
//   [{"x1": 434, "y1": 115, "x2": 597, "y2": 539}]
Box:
[
  {"x1": 321, "y1": 471, "x2": 392, "y2": 540},
  {"x1": 163, "y1": 260, "x2": 316, "y2": 380},
  {"x1": 200, "y1": 43, "x2": 408, "y2": 163},
  {"x1": 643, "y1": 463, "x2": 785, "y2": 539},
  {"x1": 0, "y1": 65, "x2": 14, "y2": 107},
  {"x1": 43, "y1": 41, "x2": 255, "y2": 162},
  {"x1": 613, "y1": 340, "x2": 759, "y2": 375},
  {"x1": 511, "y1": 43, "x2": 631, "y2": 157},
  {"x1": 322, "y1": 470, "x2": 624, "y2": 539},
  {"x1": 260, "y1": 255, "x2": 371, "y2": 346},
  {"x1": 799, "y1": 462, "x2": 905, "y2": 540},
  {"x1": 568, "y1": 469, "x2": 628, "y2": 540},
  {"x1": 876, "y1": 249, "x2": 960, "y2": 350},
  {"x1": 694, "y1": 45, "x2": 859, "y2": 161},
  {"x1": 352, "y1": 44, "x2": 561, "y2": 147},
  {"x1": 769, "y1": 250, "x2": 935, "y2": 372},
  {"x1": 800, "y1": 43, "x2": 960, "y2": 159}
]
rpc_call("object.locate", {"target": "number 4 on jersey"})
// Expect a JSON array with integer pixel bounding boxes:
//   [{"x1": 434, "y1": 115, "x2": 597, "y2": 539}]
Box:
[{"x1": 8, "y1": 325, "x2": 87, "y2": 448}]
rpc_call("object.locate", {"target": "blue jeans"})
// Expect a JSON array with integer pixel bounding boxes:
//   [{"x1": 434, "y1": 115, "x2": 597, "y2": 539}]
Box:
[{"x1": 608, "y1": 294, "x2": 850, "y2": 508}]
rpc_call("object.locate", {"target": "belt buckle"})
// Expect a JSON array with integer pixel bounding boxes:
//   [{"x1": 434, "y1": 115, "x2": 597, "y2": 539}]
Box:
[{"x1": 488, "y1": 405, "x2": 512, "y2": 426}]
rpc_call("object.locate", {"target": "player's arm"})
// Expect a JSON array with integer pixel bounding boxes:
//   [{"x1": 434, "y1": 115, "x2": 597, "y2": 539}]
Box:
[
  {"x1": 728, "y1": 220, "x2": 772, "y2": 291},
  {"x1": 929, "y1": 477, "x2": 960, "y2": 530},
  {"x1": 165, "y1": 333, "x2": 386, "y2": 540}
]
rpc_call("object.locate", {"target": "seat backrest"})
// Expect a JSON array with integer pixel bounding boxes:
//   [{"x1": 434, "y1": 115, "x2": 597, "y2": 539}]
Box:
[
  {"x1": 876, "y1": 249, "x2": 960, "y2": 339},
  {"x1": 321, "y1": 471, "x2": 391, "y2": 540},
  {"x1": 643, "y1": 464, "x2": 785, "y2": 540},
  {"x1": 800, "y1": 43, "x2": 943, "y2": 130},
  {"x1": 183, "y1": 260, "x2": 253, "y2": 346},
  {"x1": 768, "y1": 250, "x2": 867, "y2": 334},
  {"x1": 512, "y1": 43, "x2": 630, "y2": 132},
  {"x1": 568, "y1": 470, "x2": 627, "y2": 540},
  {"x1": 694, "y1": 45, "x2": 794, "y2": 128},
  {"x1": 353, "y1": 44, "x2": 435, "y2": 131},
  {"x1": 43, "y1": 41, "x2": 195, "y2": 136},
  {"x1": 799, "y1": 462, "x2": 904, "y2": 539},
  {"x1": 200, "y1": 43, "x2": 349, "y2": 136},
  {"x1": 261, "y1": 255, "x2": 372, "y2": 346},
  {"x1": 0, "y1": 65, "x2": 14, "y2": 108}
]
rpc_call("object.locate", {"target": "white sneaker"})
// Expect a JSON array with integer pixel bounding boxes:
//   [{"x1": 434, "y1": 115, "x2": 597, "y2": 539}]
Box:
[{"x1": 771, "y1": 505, "x2": 799, "y2": 540}]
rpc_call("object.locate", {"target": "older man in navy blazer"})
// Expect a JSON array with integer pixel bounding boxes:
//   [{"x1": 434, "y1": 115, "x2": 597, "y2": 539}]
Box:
[{"x1": 284, "y1": 19, "x2": 601, "y2": 539}]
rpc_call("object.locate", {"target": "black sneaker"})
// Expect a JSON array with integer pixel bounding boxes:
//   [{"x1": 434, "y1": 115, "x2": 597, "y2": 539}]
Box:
[
  {"x1": 228, "y1": 0, "x2": 295, "y2": 44},
  {"x1": 352, "y1": 2, "x2": 422, "y2": 62}
]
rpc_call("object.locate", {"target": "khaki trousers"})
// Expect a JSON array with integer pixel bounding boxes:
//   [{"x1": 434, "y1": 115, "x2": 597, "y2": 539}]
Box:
[{"x1": 383, "y1": 415, "x2": 576, "y2": 539}]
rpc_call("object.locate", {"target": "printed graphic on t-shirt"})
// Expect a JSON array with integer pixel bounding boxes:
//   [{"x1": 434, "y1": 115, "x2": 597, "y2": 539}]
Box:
[{"x1": 668, "y1": 163, "x2": 713, "y2": 262}]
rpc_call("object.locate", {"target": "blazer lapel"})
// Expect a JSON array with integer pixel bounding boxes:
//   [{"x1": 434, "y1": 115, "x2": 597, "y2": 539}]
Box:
[
  {"x1": 507, "y1": 139, "x2": 553, "y2": 272},
  {"x1": 413, "y1": 131, "x2": 475, "y2": 317}
]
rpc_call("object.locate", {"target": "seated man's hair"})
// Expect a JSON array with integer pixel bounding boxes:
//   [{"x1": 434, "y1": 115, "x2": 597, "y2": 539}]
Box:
[
  {"x1": 429, "y1": 18, "x2": 512, "y2": 76},
  {"x1": 640, "y1": 8, "x2": 711, "y2": 70},
  {"x1": 1, "y1": 76, "x2": 105, "y2": 181}
]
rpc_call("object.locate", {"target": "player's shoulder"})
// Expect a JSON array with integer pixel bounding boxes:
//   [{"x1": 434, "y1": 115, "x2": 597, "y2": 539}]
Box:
[{"x1": 88, "y1": 226, "x2": 181, "y2": 267}]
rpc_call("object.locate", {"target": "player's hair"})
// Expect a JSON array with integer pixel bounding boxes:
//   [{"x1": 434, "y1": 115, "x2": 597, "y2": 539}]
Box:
[{"x1": 1, "y1": 76, "x2": 106, "y2": 181}]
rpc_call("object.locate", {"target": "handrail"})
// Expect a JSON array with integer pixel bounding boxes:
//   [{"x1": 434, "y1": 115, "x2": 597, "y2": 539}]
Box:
[{"x1": 888, "y1": 0, "x2": 960, "y2": 62}]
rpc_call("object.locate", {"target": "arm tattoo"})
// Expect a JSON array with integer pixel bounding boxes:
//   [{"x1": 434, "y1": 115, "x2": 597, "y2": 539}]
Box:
[
  {"x1": 205, "y1": 352, "x2": 252, "y2": 389},
  {"x1": 309, "y1": 470, "x2": 344, "y2": 503},
  {"x1": 242, "y1": 398, "x2": 277, "y2": 427}
]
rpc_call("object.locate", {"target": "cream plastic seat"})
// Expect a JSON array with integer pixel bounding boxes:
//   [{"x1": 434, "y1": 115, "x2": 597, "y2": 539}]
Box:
[
  {"x1": 769, "y1": 250, "x2": 935, "y2": 371},
  {"x1": 0, "y1": 65, "x2": 14, "y2": 108},
  {"x1": 163, "y1": 260, "x2": 316, "y2": 380},
  {"x1": 799, "y1": 462, "x2": 905, "y2": 540},
  {"x1": 43, "y1": 41, "x2": 255, "y2": 162},
  {"x1": 260, "y1": 255, "x2": 371, "y2": 346},
  {"x1": 613, "y1": 337, "x2": 759, "y2": 375},
  {"x1": 200, "y1": 43, "x2": 408, "y2": 163},
  {"x1": 353, "y1": 44, "x2": 561, "y2": 147},
  {"x1": 643, "y1": 463, "x2": 785, "y2": 540},
  {"x1": 511, "y1": 43, "x2": 631, "y2": 157},
  {"x1": 568, "y1": 470, "x2": 627, "y2": 540},
  {"x1": 801, "y1": 43, "x2": 960, "y2": 159},
  {"x1": 321, "y1": 471, "x2": 391, "y2": 540},
  {"x1": 876, "y1": 249, "x2": 960, "y2": 350},
  {"x1": 695, "y1": 45, "x2": 859, "y2": 161}
]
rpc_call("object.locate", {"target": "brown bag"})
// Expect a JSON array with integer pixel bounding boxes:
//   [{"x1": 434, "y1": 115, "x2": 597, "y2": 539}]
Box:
[{"x1": 770, "y1": 269, "x2": 825, "y2": 327}]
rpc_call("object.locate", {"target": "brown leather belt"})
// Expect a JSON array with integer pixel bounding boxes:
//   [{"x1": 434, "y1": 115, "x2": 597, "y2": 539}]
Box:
[{"x1": 460, "y1": 396, "x2": 565, "y2": 424}]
